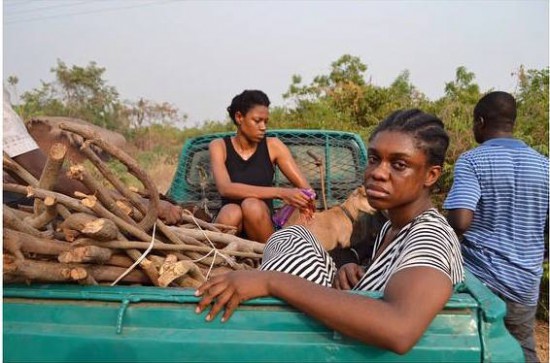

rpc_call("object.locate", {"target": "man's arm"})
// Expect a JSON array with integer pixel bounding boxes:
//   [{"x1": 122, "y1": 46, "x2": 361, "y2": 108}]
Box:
[
  {"x1": 446, "y1": 209, "x2": 474, "y2": 237},
  {"x1": 444, "y1": 155, "x2": 480, "y2": 237}
]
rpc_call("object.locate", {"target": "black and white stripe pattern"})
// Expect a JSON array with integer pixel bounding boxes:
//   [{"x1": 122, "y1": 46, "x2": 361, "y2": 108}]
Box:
[
  {"x1": 260, "y1": 209, "x2": 464, "y2": 292},
  {"x1": 260, "y1": 225, "x2": 336, "y2": 287},
  {"x1": 353, "y1": 209, "x2": 464, "y2": 292}
]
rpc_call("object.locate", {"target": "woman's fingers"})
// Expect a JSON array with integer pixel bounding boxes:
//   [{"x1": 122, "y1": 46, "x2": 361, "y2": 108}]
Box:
[
  {"x1": 333, "y1": 276, "x2": 343, "y2": 290},
  {"x1": 334, "y1": 270, "x2": 351, "y2": 290},
  {"x1": 334, "y1": 263, "x2": 364, "y2": 290},
  {"x1": 205, "y1": 288, "x2": 234, "y2": 321},
  {"x1": 195, "y1": 277, "x2": 224, "y2": 313},
  {"x1": 221, "y1": 295, "x2": 241, "y2": 322},
  {"x1": 345, "y1": 266, "x2": 361, "y2": 287}
]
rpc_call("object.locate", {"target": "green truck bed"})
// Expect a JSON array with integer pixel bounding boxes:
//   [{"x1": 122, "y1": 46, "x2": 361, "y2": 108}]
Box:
[
  {"x1": 3, "y1": 271, "x2": 522, "y2": 362},
  {"x1": 3, "y1": 129, "x2": 524, "y2": 362}
]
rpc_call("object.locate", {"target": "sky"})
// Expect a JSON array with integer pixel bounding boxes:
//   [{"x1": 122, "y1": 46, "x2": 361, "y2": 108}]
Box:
[{"x1": 3, "y1": 0, "x2": 549, "y2": 127}]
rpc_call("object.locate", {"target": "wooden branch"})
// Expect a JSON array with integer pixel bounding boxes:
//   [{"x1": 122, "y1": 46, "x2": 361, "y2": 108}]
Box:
[
  {"x1": 3, "y1": 152, "x2": 37, "y2": 186},
  {"x1": 58, "y1": 123, "x2": 160, "y2": 231},
  {"x1": 157, "y1": 220, "x2": 203, "y2": 246},
  {"x1": 72, "y1": 238, "x2": 263, "y2": 259},
  {"x1": 48, "y1": 196, "x2": 161, "y2": 285},
  {"x1": 69, "y1": 197, "x2": 183, "y2": 285},
  {"x1": 59, "y1": 212, "x2": 119, "y2": 242},
  {"x1": 35, "y1": 143, "x2": 67, "y2": 214},
  {"x1": 3, "y1": 206, "x2": 53, "y2": 239},
  {"x1": 183, "y1": 251, "x2": 234, "y2": 268},
  {"x1": 3, "y1": 228, "x2": 71, "y2": 259},
  {"x1": 169, "y1": 227, "x2": 265, "y2": 254},
  {"x1": 3, "y1": 258, "x2": 149, "y2": 284},
  {"x1": 211, "y1": 223, "x2": 238, "y2": 234},
  {"x1": 158, "y1": 254, "x2": 205, "y2": 287},
  {"x1": 58, "y1": 246, "x2": 113, "y2": 264},
  {"x1": 122, "y1": 243, "x2": 160, "y2": 286},
  {"x1": 81, "y1": 218, "x2": 119, "y2": 241},
  {"x1": 180, "y1": 210, "x2": 221, "y2": 232},
  {"x1": 67, "y1": 164, "x2": 136, "y2": 225},
  {"x1": 3, "y1": 155, "x2": 71, "y2": 218},
  {"x1": 24, "y1": 196, "x2": 58, "y2": 229},
  {"x1": 105, "y1": 254, "x2": 135, "y2": 268},
  {"x1": 4, "y1": 183, "x2": 93, "y2": 215},
  {"x1": 75, "y1": 193, "x2": 151, "y2": 242},
  {"x1": 78, "y1": 145, "x2": 148, "y2": 216},
  {"x1": 8, "y1": 207, "x2": 33, "y2": 220}
]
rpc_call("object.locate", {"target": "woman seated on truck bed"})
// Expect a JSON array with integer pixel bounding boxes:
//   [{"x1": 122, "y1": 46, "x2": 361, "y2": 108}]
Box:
[
  {"x1": 209, "y1": 89, "x2": 314, "y2": 243},
  {"x1": 197, "y1": 109, "x2": 464, "y2": 354}
]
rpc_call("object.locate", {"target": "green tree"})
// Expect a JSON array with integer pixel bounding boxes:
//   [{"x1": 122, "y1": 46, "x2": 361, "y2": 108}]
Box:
[
  {"x1": 19, "y1": 60, "x2": 124, "y2": 130},
  {"x1": 6, "y1": 75, "x2": 19, "y2": 104},
  {"x1": 124, "y1": 98, "x2": 188, "y2": 129},
  {"x1": 514, "y1": 66, "x2": 549, "y2": 155}
]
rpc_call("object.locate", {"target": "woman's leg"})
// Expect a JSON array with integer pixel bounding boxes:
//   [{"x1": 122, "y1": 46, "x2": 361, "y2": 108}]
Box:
[
  {"x1": 215, "y1": 204, "x2": 243, "y2": 234},
  {"x1": 241, "y1": 198, "x2": 274, "y2": 243}
]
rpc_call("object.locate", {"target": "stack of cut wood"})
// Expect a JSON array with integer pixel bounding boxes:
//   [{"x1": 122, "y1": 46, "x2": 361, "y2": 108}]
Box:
[{"x1": 3, "y1": 123, "x2": 264, "y2": 288}]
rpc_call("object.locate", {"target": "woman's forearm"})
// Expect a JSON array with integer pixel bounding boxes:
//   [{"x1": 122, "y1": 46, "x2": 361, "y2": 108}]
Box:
[{"x1": 217, "y1": 182, "x2": 282, "y2": 200}]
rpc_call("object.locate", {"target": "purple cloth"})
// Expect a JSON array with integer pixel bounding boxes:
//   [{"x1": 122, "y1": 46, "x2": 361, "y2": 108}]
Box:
[{"x1": 272, "y1": 189, "x2": 316, "y2": 229}]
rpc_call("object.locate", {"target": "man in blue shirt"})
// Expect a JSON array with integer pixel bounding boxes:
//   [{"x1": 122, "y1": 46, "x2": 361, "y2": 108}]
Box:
[{"x1": 445, "y1": 91, "x2": 548, "y2": 363}]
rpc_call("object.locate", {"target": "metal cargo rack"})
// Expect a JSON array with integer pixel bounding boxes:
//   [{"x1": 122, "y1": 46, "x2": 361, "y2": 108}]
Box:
[{"x1": 167, "y1": 129, "x2": 368, "y2": 215}]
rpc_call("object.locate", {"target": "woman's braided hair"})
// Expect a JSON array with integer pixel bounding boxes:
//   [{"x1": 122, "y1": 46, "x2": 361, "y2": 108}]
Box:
[{"x1": 369, "y1": 109, "x2": 449, "y2": 167}]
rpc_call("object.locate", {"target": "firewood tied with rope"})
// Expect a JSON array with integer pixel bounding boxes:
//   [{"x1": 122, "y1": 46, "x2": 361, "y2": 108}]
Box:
[{"x1": 3, "y1": 124, "x2": 264, "y2": 288}]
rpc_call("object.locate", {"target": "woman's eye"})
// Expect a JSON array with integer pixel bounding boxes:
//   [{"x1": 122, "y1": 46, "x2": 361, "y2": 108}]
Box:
[
  {"x1": 367, "y1": 156, "x2": 378, "y2": 165},
  {"x1": 392, "y1": 162, "x2": 407, "y2": 170}
]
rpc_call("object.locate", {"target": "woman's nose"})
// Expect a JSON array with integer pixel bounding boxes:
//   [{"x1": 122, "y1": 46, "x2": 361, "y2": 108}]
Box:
[{"x1": 367, "y1": 162, "x2": 390, "y2": 181}]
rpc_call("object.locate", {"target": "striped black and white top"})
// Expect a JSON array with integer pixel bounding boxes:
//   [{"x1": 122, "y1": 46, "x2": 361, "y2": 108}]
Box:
[{"x1": 260, "y1": 209, "x2": 464, "y2": 291}]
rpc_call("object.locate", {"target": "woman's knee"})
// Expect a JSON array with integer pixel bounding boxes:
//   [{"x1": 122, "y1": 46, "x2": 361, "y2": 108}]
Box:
[
  {"x1": 216, "y1": 204, "x2": 243, "y2": 226},
  {"x1": 241, "y1": 198, "x2": 270, "y2": 220}
]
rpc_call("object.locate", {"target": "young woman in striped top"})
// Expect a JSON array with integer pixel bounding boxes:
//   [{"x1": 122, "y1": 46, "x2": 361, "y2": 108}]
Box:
[{"x1": 196, "y1": 109, "x2": 464, "y2": 354}]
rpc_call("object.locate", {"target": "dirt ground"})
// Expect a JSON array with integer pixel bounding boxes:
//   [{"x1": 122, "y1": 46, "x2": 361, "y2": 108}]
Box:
[{"x1": 536, "y1": 319, "x2": 549, "y2": 363}]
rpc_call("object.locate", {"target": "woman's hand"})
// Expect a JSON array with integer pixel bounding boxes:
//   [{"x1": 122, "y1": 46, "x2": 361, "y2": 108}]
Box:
[
  {"x1": 195, "y1": 270, "x2": 270, "y2": 322},
  {"x1": 280, "y1": 188, "x2": 314, "y2": 209},
  {"x1": 333, "y1": 263, "x2": 365, "y2": 290}
]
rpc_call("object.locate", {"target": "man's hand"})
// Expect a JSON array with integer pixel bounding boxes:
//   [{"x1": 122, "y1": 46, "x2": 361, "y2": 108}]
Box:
[
  {"x1": 158, "y1": 200, "x2": 184, "y2": 225},
  {"x1": 333, "y1": 263, "x2": 365, "y2": 290},
  {"x1": 195, "y1": 270, "x2": 270, "y2": 323}
]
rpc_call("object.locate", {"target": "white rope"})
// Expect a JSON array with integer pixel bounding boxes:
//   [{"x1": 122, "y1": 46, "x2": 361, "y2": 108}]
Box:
[
  {"x1": 186, "y1": 211, "x2": 235, "y2": 281},
  {"x1": 111, "y1": 223, "x2": 157, "y2": 286}
]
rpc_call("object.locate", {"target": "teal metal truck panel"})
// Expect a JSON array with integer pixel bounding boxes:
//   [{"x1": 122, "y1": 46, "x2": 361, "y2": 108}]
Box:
[{"x1": 3, "y1": 271, "x2": 523, "y2": 362}]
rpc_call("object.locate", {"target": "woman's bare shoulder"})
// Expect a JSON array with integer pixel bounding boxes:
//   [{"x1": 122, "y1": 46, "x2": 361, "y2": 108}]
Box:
[
  {"x1": 266, "y1": 136, "x2": 287, "y2": 149},
  {"x1": 209, "y1": 137, "x2": 226, "y2": 149}
]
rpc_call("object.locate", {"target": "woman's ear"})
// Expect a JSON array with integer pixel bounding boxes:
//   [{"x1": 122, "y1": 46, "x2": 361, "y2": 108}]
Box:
[
  {"x1": 424, "y1": 165, "x2": 441, "y2": 188},
  {"x1": 235, "y1": 111, "x2": 244, "y2": 126}
]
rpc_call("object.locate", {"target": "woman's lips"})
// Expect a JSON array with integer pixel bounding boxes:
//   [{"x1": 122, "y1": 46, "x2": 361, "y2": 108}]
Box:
[{"x1": 366, "y1": 185, "x2": 390, "y2": 198}]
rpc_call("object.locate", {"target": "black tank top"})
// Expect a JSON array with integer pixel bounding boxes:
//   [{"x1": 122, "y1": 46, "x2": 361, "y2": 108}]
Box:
[{"x1": 221, "y1": 136, "x2": 275, "y2": 206}]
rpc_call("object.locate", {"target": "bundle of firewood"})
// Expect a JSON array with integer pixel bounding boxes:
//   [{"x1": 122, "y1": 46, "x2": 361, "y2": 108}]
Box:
[{"x1": 3, "y1": 123, "x2": 264, "y2": 288}]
